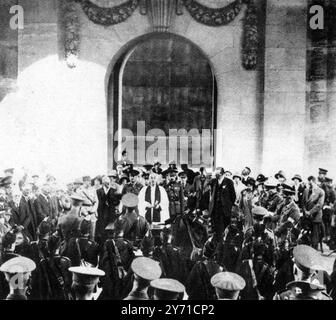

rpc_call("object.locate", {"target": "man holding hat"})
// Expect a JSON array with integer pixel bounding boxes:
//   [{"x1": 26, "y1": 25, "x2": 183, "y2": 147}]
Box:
[
  {"x1": 264, "y1": 178, "x2": 283, "y2": 214},
  {"x1": 124, "y1": 257, "x2": 162, "y2": 300},
  {"x1": 274, "y1": 244, "x2": 331, "y2": 300},
  {"x1": 151, "y1": 278, "x2": 185, "y2": 300},
  {"x1": 0, "y1": 256, "x2": 36, "y2": 300},
  {"x1": 69, "y1": 266, "x2": 105, "y2": 300},
  {"x1": 210, "y1": 272, "x2": 246, "y2": 300}
]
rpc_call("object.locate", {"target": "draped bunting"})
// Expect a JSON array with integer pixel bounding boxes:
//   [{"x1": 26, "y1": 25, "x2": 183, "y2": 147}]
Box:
[
  {"x1": 67, "y1": 0, "x2": 260, "y2": 70},
  {"x1": 242, "y1": 0, "x2": 258, "y2": 70},
  {"x1": 182, "y1": 0, "x2": 243, "y2": 27},
  {"x1": 81, "y1": 0, "x2": 139, "y2": 26}
]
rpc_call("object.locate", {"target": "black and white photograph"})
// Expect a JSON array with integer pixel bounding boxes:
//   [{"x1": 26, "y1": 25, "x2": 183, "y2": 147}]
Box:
[{"x1": 0, "y1": 0, "x2": 335, "y2": 309}]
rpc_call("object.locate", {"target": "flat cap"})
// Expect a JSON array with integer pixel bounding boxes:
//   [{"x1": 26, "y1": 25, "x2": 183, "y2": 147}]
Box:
[
  {"x1": 70, "y1": 193, "x2": 86, "y2": 202},
  {"x1": 251, "y1": 206, "x2": 269, "y2": 217},
  {"x1": 131, "y1": 257, "x2": 161, "y2": 281},
  {"x1": 293, "y1": 245, "x2": 324, "y2": 271},
  {"x1": 150, "y1": 278, "x2": 185, "y2": 294},
  {"x1": 69, "y1": 267, "x2": 105, "y2": 285},
  {"x1": 122, "y1": 193, "x2": 139, "y2": 208},
  {"x1": 0, "y1": 257, "x2": 36, "y2": 274},
  {"x1": 211, "y1": 272, "x2": 246, "y2": 291}
]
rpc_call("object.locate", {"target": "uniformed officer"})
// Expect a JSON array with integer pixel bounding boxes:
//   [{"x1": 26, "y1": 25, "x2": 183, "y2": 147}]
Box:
[
  {"x1": 122, "y1": 170, "x2": 143, "y2": 195},
  {"x1": 318, "y1": 168, "x2": 328, "y2": 187},
  {"x1": 274, "y1": 244, "x2": 331, "y2": 300},
  {"x1": 0, "y1": 256, "x2": 36, "y2": 300},
  {"x1": 210, "y1": 272, "x2": 246, "y2": 300},
  {"x1": 124, "y1": 257, "x2": 162, "y2": 300},
  {"x1": 151, "y1": 278, "x2": 185, "y2": 300},
  {"x1": 264, "y1": 178, "x2": 283, "y2": 214},
  {"x1": 68, "y1": 266, "x2": 105, "y2": 300},
  {"x1": 274, "y1": 187, "x2": 301, "y2": 240}
]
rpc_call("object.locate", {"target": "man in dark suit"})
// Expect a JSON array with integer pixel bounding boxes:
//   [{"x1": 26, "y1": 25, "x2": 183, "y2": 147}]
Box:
[
  {"x1": 34, "y1": 184, "x2": 57, "y2": 226},
  {"x1": 193, "y1": 167, "x2": 211, "y2": 214},
  {"x1": 209, "y1": 167, "x2": 236, "y2": 242},
  {"x1": 302, "y1": 176, "x2": 325, "y2": 250},
  {"x1": 96, "y1": 176, "x2": 120, "y2": 244},
  {"x1": 19, "y1": 184, "x2": 38, "y2": 241}
]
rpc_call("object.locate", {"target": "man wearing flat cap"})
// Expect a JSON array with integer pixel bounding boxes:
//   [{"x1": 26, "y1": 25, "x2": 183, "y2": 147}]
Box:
[
  {"x1": 124, "y1": 257, "x2": 162, "y2": 300},
  {"x1": 151, "y1": 278, "x2": 185, "y2": 300},
  {"x1": 274, "y1": 244, "x2": 331, "y2": 300},
  {"x1": 211, "y1": 272, "x2": 246, "y2": 300},
  {"x1": 0, "y1": 256, "x2": 36, "y2": 300},
  {"x1": 69, "y1": 266, "x2": 105, "y2": 300}
]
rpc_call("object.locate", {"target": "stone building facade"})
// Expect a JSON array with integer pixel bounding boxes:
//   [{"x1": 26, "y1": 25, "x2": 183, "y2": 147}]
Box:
[{"x1": 0, "y1": 0, "x2": 334, "y2": 182}]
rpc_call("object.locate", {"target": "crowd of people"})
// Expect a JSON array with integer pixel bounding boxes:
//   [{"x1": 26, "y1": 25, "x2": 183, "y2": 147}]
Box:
[{"x1": 0, "y1": 150, "x2": 336, "y2": 300}]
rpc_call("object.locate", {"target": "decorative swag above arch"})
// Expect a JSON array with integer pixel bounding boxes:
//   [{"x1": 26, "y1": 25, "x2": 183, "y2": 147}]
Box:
[{"x1": 65, "y1": 0, "x2": 259, "y2": 70}]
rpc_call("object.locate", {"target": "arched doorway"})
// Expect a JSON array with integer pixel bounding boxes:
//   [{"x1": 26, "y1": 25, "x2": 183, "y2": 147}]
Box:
[{"x1": 108, "y1": 33, "x2": 217, "y2": 169}]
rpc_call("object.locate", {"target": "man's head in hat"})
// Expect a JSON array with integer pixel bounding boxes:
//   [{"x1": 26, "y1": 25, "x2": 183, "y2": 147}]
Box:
[
  {"x1": 264, "y1": 178, "x2": 278, "y2": 195},
  {"x1": 69, "y1": 266, "x2": 105, "y2": 300},
  {"x1": 70, "y1": 193, "x2": 85, "y2": 207},
  {"x1": 116, "y1": 164, "x2": 123, "y2": 175},
  {"x1": 129, "y1": 170, "x2": 140, "y2": 183},
  {"x1": 119, "y1": 175, "x2": 130, "y2": 186},
  {"x1": 211, "y1": 272, "x2": 246, "y2": 300},
  {"x1": 224, "y1": 170, "x2": 232, "y2": 179},
  {"x1": 0, "y1": 257, "x2": 36, "y2": 298},
  {"x1": 121, "y1": 149, "x2": 128, "y2": 160},
  {"x1": 245, "y1": 177, "x2": 256, "y2": 191},
  {"x1": 108, "y1": 170, "x2": 118, "y2": 184},
  {"x1": 292, "y1": 245, "x2": 324, "y2": 282},
  {"x1": 130, "y1": 257, "x2": 162, "y2": 293},
  {"x1": 232, "y1": 172, "x2": 242, "y2": 184},
  {"x1": 325, "y1": 177, "x2": 333, "y2": 187},
  {"x1": 154, "y1": 161, "x2": 161, "y2": 170},
  {"x1": 307, "y1": 175, "x2": 317, "y2": 189},
  {"x1": 178, "y1": 171, "x2": 187, "y2": 184},
  {"x1": 282, "y1": 186, "x2": 295, "y2": 204},
  {"x1": 318, "y1": 168, "x2": 328, "y2": 182},
  {"x1": 151, "y1": 278, "x2": 185, "y2": 300},
  {"x1": 93, "y1": 176, "x2": 102, "y2": 189}
]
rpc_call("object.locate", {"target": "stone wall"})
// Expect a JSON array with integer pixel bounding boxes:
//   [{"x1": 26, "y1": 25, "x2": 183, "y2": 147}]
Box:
[{"x1": 0, "y1": 0, "x2": 328, "y2": 182}]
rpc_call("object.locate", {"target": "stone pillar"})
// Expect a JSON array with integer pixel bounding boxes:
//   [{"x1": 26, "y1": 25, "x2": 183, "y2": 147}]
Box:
[
  {"x1": 262, "y1": 0, "x2": 307, "y2": 177},
  {"x1": 305, "y1": 0, "x2": 329, "y2": 175},
  {"x1": 0, "y1": 0, "x2": 18, "y2": 102}
]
